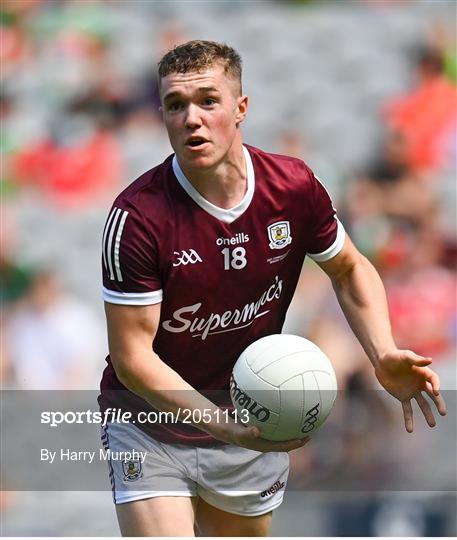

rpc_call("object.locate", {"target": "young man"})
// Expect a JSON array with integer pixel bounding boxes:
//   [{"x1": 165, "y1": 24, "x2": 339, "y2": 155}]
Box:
[{"x1": 100, "y1": 40, "x2": 446, "y2": 536}]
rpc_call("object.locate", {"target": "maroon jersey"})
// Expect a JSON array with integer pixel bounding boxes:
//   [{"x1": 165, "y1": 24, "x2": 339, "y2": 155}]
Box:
[{"x1": 99, "y1": 144, "x2": 345, "y2": 445}]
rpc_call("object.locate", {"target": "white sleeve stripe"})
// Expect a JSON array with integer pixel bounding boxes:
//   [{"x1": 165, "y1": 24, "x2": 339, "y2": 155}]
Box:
[
  {"x1": 106, "y1": 208, "x2": 121, "y2": 280},
  {"x1": 307, "y1": 219, "x2": 346, "y2": 262},
  {"x1": 102, "y1": 208, "x2": 117, "y2": 273},
  {"x1": 102, "y1": 287, "x2": 163, "y2": 306},
  {"x1": 114, "y1": 210, "x2": 129, "y2": 282}
]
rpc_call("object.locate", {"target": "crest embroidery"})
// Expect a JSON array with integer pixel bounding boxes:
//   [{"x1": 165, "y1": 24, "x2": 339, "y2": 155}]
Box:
[
  {"x1": 267, "y1": 221, "x2": 292, "y2": 250},
  {"x1": 122, "y1": 459, "x2": 143, "y2": 481}
]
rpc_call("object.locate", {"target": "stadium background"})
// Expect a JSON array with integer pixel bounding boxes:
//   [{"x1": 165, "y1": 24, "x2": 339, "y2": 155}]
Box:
[{"x1": 1, "y1": 0, "x2": 455, "y2": 536}]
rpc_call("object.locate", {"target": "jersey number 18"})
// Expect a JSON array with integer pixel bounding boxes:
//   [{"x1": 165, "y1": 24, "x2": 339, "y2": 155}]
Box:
[{"x1": 221, "y1": 247, "x2": 247, "y2": 270}]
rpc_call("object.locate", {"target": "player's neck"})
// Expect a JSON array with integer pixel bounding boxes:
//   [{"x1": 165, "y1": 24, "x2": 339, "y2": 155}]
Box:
[{"x1": 180, "y1": 140, "x2": 247, "y2": 210}]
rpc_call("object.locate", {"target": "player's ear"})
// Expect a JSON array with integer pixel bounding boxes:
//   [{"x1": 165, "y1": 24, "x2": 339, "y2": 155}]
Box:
[{"x1": 235, "y1": 95, "x2": 248, "y2": 126}]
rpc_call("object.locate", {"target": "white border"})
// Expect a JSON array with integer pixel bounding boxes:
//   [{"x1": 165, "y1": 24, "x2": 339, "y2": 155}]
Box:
[
  {"x1": 198, "y1": 490, "x2": 285, "y2": 517},
  {"x1": 307, "y1": 219, "x2": 346, "y2": 262},
  {"x1": 172, "y1": 145, "x2": 255, "y2": 224},
  {"x1": 115, "y1": 490, "x2": 195, "y2": 505},
  {"x1": 102, "y1": 287, "x2": 163, "y2": 305}
]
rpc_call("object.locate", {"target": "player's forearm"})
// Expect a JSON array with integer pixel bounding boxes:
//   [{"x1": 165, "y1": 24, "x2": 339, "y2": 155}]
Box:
[
  {"x1": 111, "y1": 349, "x2": 234, "y2": 442},
  {"x1": 330, "y1": 255, "x2": 396, "y2": 368}
]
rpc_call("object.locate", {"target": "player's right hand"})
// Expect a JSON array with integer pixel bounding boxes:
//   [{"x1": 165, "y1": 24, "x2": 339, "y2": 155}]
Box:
[{"x1": 222, "y1": 422, "x2": 310, "y2": 453}]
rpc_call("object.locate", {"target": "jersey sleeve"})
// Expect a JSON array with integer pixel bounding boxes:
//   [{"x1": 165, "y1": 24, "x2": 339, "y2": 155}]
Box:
[
  {"x1": 101, "y1": 202, "x2": 162, "y2": 305},
  {"x1": 305, "y1": 170, "x2": 345, "y2": 262}
]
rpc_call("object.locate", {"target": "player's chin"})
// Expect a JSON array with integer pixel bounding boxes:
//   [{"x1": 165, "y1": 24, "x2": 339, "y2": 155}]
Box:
[{"x1": 183, "y1": 150, "x2": 215, "y2": 168}]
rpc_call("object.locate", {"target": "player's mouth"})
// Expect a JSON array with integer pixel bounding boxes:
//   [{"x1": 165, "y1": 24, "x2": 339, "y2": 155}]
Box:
[{"x1": 185, "y1": 137, "x2": 210, "y2": 151}]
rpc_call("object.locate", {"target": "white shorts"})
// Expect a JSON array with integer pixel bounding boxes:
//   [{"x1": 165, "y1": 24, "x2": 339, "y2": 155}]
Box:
[{"x1": 101, "y1": 421, "x2": 290, "y2": 517}]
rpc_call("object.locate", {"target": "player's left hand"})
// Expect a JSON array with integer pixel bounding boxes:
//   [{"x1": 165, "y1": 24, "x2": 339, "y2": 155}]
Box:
[{"x1": 374, "y1": 349, "x2": 447, "y2": 433}]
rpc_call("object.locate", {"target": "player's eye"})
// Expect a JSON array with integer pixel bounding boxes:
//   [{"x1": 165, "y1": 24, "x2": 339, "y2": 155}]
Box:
[
  {"x1": 167, "y1": 101, "x2": 184, "y2": 112},
  {"x1": 202, "y1": 98, "x2": 217, "y2": 106}
]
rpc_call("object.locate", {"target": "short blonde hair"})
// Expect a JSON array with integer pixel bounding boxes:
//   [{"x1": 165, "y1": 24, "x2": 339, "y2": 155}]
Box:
[{"x1": 158, "y1": 40, "x2": 242, "y2": 94}]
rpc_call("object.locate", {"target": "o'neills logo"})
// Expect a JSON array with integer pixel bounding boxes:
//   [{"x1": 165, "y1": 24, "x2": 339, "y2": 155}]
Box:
[
  {"x1": 230, "y1": 375, "x2": 271, "y2": 422},
  {"x1": 261, "y1": 480, "x2": 285, "y2": 498},
  {"x1": 216, "y1": 233, "x2": 249, "y2": 246},
  {"x1": 162, "y1": 276, "x2": 283, "y2": 340}
]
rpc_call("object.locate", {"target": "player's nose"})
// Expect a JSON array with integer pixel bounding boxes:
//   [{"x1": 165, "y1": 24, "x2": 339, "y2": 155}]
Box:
[{"x1": 184, "y1": 104, "x2": 203, "y2": 129}]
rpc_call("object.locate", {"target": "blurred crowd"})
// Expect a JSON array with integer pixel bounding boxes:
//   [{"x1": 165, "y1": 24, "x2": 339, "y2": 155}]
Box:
[{"x1": 1, "y1": 0, "x2": 455, "y2": 536}]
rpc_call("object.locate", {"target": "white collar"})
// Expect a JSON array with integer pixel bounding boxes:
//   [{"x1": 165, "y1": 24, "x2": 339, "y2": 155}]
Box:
[{"x1": 172, "y1": 145, "x2": 255, "y2": 224}]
